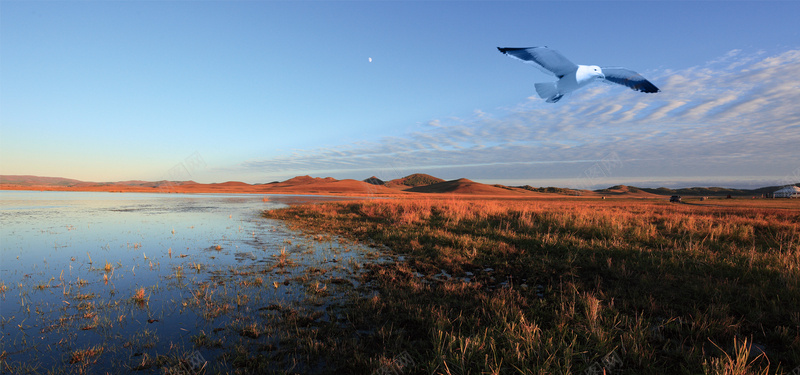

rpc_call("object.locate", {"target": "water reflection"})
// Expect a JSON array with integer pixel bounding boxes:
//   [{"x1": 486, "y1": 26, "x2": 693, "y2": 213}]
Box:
[{"x1": 0, "y1": 191, "x2": 384, "y2": 373}]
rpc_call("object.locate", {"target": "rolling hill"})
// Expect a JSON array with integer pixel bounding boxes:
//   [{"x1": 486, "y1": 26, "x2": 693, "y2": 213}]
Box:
[
  {"x1": 635, "y1": 185, "x2": 798, "y2": 197},
  {"x1": 2, "y1": 174, "x2": 793, "y2": 197},
  {"x1": 385, "y1": 173, "x2": 445, "y2": 188},
  {"x1": 0, "y1": 175, "x2": 86, "y2": 186},
  {"x1": 406, "y1": 178, "x2": 527, "y2": 195}
]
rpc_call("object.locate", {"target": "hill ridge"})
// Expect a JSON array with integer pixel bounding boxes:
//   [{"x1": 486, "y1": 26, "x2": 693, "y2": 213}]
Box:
[
  {"x1": 386, "y1": 173, "x2": 445, "y2": 188},
  {"x1": 2, "y1": 174, "x2": 796, "y2": 197}
]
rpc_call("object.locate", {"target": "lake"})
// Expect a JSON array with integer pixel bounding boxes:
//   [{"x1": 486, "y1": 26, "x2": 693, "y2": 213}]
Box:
[{"x1": 0, "y1": 191, "x2": 386, "y2": 373}]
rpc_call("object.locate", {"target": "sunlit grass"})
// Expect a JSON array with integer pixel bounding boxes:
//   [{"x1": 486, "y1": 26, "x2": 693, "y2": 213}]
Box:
[{"x1": 263, "y1": 198, "x2": 800, "y2": 374}]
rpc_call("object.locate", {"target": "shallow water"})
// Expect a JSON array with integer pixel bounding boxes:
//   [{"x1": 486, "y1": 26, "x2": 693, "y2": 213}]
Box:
[{"x1": 0, "y1": 191, "x2": 384, "y2": 373}]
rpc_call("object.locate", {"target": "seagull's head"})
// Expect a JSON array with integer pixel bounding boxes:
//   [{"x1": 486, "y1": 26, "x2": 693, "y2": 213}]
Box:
[{"x1": 590, "y1": 66, "x2": 605, "y2": 80}]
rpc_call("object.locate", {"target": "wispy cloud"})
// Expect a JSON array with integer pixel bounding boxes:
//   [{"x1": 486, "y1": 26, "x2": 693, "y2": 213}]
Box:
[{"x1": 237, "y1": 49, "x2": 800, "y2": 188}]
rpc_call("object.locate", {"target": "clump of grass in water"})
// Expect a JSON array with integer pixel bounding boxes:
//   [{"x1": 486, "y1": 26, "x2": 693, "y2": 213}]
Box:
[
  {"x1": 192, "y1": 331, "x2": 223, "y2": 348},
  {"x1": 272, "y1": 247, "x2": 296, "y2": 270},
  {"x1": 73, "y1": 292, "x2": 95, "y2": 300},
  {"x1": 132, "y1": 287, "x2": 149, "y2": 305},
  {"x1": 104, "y1": 261, "x2": 113, "y2": 273},
  {"x1": 240, "y1": 277, "x2": 263, "y2": 287},
  {"x1": 236, "y1": 292, "x2": 250, "y2": 307},
  {"x1": 36, "y1": 279, "x2": 52, "y2": 290},
  {"x1": 81, "y1": 316, "x2": 99, "y2": 330},
  {"x1": 69, "y1": 345, "x2": 103, "y2": 364},
  {"x1": 239, "y1": 322, "x2": 264, "y2": 338},
  {"x1": 193, "y1": 283, "x2": 211, "y2": 302},
  {"x1": 307, "y1": 281, "x2": 329, "y2": 297}
]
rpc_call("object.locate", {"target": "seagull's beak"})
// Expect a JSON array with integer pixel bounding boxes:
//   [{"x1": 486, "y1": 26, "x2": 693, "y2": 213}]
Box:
[{"x1": 597, "y1": 73, "x2": 606, "y2": 80}]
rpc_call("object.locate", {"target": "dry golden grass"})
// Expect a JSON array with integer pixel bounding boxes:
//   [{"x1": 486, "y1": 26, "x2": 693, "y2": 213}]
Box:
[{"x1": 264, "y1": 197, "x2": 800, "y2": 374}]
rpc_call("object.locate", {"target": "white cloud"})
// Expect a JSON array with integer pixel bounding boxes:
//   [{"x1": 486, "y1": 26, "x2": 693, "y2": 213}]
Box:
[
  {"x1": 236, "y1": 49, "x2": 800, "y2": 187},
  {"x1": 643, "y1": 100, "x2": 687, "y2": 122}
]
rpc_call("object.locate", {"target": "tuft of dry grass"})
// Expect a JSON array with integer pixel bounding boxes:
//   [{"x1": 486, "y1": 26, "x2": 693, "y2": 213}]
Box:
[
  {"x1": 69, "y1": 345, "x2": 103, "y2": 364},
  {"x1": 704, "y1": 337, "x2": 770, "y2": 375},
  {"x1": 131, "y1": 287, "x2": 148, "y2": 305}
]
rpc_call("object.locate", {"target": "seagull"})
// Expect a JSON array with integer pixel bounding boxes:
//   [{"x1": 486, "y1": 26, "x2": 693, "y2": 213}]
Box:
[{"x1": 498, "y1": 46, "x2": 660, "y2": 103}]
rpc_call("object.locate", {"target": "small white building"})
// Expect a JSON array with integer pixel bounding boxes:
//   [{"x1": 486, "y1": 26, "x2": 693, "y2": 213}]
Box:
[{"x1": 773, "y1": 185, "x2": 800, "y2": 198}]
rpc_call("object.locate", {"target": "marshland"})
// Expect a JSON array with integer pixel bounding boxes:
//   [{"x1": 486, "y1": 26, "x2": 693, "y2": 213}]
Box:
[
  {"x1": 0, "y1": 191, "x2": 390, "y2": 374},
  {"x1": 264, "y1": 197, "x2": 800, "y2": 374},
  {"x1": 1, "y1": 191, "x2": 799, "y2": 374}
]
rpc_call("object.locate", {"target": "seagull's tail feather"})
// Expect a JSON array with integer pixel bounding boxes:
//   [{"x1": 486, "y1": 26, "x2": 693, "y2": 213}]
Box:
[
  {"x1": 535, "y1": 82, "x2": 563, "y2": 103},
  {"x1": 534, "y1": 82, "x2": 556, "y2": 99}
]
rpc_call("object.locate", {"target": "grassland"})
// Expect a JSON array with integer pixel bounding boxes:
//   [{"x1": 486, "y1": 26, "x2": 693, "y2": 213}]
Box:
[{"x1": 263, "y1": 198, "x2": 800, "y2": 374}]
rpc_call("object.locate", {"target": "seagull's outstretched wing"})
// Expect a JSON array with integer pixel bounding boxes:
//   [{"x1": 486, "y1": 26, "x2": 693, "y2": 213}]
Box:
[
  {"x1": 600, "y1": 67, "x2": 660, "y2": 93},
  {"x1": 497, "y1": 47, "x2": 578, "y2": 78}
]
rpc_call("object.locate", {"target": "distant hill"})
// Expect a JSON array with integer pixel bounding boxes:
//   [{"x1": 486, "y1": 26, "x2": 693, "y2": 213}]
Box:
[
  {"x1": 260, "y1": 175, "x2": 389, "y2": 194},
  {"x1": 407, "y1": 178, "x2": 526, "y2": 195},
  {"x1": 275, "y1": 175, "x2": 337, "y2": 186},
  {"x1": 517, "y1": 185, "x2": 583, "y2": 195},
  {"x1": 386, "y1": 173, "x2": 445, "y2": 188},
  {"x1": 363, "y1": 176, "x2": 385, "y2": 185},
  {"x1": 3, "y1": 174, "x2": 797, "y2": 197},
  {"x1": 631, "y1": 184, "x2": 799, "y2": 197},
  {"x1": 592, "y1": 185, "x2": 662, "y2": 198},
  {"x1": 0, "y1": 175, "x2": 85, "y2": 186}
]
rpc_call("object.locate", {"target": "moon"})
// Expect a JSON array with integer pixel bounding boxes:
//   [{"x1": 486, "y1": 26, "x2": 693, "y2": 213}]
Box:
[{"x1": 368, "y1": 57, "x2": 372, "y2": 63}]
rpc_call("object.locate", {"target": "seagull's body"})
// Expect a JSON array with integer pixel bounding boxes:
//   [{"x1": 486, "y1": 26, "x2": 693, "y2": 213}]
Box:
[{"x1": 498, "y1": 46, "x2": 659, "y2": 103}]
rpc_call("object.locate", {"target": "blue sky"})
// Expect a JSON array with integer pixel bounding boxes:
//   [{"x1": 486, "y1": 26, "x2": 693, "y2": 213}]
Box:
[{"x1": 2, "y1": 1, "x2": 799, "y2": 189}]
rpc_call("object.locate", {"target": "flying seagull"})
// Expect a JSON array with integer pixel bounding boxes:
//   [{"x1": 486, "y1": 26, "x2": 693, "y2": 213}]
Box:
[{"x1": 498, "y1": 46, "x2": 660, "y2": 103}]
